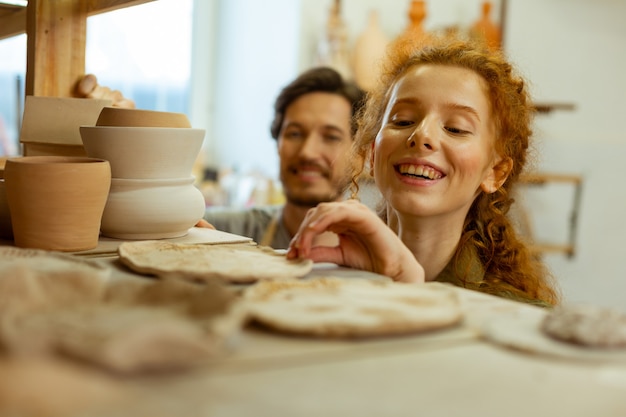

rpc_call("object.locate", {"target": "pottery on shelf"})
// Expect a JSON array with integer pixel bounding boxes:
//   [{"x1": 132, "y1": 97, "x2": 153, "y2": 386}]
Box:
[
  {"x1": 3, "y1": 156, "x2": 111, "y2": 251},
  {"x1": 315, "y1": 0, "x2": 352, "y2": 80},
  {"x1": 95, "y1": 107, "x2": 191, "y2": 128},
  {"x1": 470, "y1": 1, "x2": 501, "y2": 50},
  {"x1": 100, "y1": 176, "x2": 205, "y2": 240},
  {"x1": 0, "y1": 179, "x2": 12, "y2": 239},
  {"x1": 391, "y1": 0, "x2": 429, "y2": 53},
  {"x1": 352, "y1": 10, "x2": 389, "y2": 92},
  {"x1": 79, "y1": 126, "x2": 205, "y2": 179}
]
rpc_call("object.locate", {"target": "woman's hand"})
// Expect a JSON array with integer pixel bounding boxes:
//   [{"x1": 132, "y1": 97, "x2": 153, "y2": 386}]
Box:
[
  {"x1": 195, "y1": 219, "x2": 215, "y2": 229},
  {"x1": 287, "y1": 200, "x2": 425, "y2": 283}
]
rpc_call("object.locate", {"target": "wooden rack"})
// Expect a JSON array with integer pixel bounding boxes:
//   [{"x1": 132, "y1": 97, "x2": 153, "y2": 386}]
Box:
[
  {"x1": 0, "y1": 0, "x2": 154, "y2": 98},
  {"x1": 517, "y1": 173, "x2": 583, "y2": 258}
]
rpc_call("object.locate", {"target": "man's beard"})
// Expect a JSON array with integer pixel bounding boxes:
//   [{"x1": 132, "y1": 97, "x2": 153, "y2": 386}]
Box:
[
  {"x1": 286, "y1": 192, "x2": 336, "y2": 209},
  {"x1": 284, "y1": 179, "x2": 351, "y2": 209},
  {"x1": 281, "y1": 162, "x2": 352, "y2": 208}
]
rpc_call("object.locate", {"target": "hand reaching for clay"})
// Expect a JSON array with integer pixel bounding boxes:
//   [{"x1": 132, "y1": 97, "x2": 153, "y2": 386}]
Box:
[
  {"x1": 194, "y1": 219, "x2": 216, "y2": 230},
  {"x1": 287, "y1": 200, "x2": 425, "y2": 283},
  {"x1": 75, "y1": 74, "x2": 136, "y2": 109}
]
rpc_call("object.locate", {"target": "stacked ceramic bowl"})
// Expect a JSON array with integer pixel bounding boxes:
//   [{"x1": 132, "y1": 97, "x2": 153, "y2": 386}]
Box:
[{"x1": 80, "y1": 107, "x2": 206, "y2": 240}]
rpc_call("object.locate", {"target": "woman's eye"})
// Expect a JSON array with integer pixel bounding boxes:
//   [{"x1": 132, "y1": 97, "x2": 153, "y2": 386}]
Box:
[
  {"x1": 445, "y1": 126, "x2": 470, "y2": 135},
  {"x1": 390, "y1": 118, "x2": 414, "y2": 127}
]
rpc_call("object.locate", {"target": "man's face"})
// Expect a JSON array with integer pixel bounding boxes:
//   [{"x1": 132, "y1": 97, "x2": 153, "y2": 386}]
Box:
[{"x1": 277, "y1": 92, "x2": 353, "y2": 208}]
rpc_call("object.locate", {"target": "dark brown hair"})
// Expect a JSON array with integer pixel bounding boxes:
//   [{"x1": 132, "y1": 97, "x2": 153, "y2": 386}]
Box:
[{"x1": 270, "y1": 67, "x2": 365, "y2": 140}]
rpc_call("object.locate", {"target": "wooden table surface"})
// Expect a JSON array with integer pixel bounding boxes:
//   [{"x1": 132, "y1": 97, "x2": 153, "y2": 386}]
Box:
[
  {"x1": 84, "y1": 259, "x2": 626, "y2": 416},
  {"x1": 1, "y1": 234, "x2": 626, "y2": 417}
]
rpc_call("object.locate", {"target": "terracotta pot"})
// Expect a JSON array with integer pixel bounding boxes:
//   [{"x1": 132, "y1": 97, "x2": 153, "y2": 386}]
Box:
[
  {"x1": 79, "y1": 126, "x2": 205, "y2": 179},
  {"x1": 95, "y1": 107, "x2": 191, "y2": 128},
  {"x1": 100, "y1": 176, "x2": 205, "y2": 240},
  {"x1": 353, "y1": 10, "x2": 389, "y2": 92},
  {"x1": 0, "y1": 179, "x2": 12, "y2": 239},
  {"x1": 3, "y1": 156, "x2": 111, "y2": 251}
]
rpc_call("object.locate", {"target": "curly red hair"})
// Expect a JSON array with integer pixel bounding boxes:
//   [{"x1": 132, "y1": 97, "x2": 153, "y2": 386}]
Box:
[{"x1": 350, "y1": 36, "x2": 560, "y2": 305}]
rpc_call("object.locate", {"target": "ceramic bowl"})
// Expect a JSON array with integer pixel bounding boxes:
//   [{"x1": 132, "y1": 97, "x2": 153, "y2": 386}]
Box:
[
  {"x1": 3, "y1": 156, "x2": 111, "y2": 251},
  {"x1": 95, "y1": 107, "x2": 191, "y2": 128},
  {"x1": 80, "y1": 126, "x2": 205, "y2": 179},
  {"x1": 100, "y1": 176, "x2": 205, "y2": 240}
]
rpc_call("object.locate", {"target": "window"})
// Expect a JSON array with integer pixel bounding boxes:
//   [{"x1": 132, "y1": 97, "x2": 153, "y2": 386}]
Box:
[
  {"x1": 85, "y1": 0, "x2": 193, "y2": 113},
  {"x1": 0, "y1": 1, "x2": 192, "y2": 157},
  {"x1": 0, "y1": 34, "x2": 26, "y2": 156}
]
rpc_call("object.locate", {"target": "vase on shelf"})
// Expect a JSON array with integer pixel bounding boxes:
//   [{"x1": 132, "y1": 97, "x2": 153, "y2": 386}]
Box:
[
  {"x1": 315, "y1": 0, "x2": 352, "y2": 80},
  {"x1": 390, "y1": 0, "x2": 429, "y2": 55},
  {"x1": 470, "y1": 1, "x2": 501, "y2": 50},
  {"x1": 352, "y1": 10, "x2": 389, "y2": 92}
]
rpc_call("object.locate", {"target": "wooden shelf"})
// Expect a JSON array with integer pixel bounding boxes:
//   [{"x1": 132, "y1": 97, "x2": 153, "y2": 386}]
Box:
[
  {"x1": 519, "y1": 172, "x2": 582, "y2": 185},
  {"x1": 516, "y1": 172, "x2": 583, "y2": 258},
  {"x1": 1, "y1": 0, "x2": 155, "y2": 97},
  {"x1": 533, "y1": 102, "x2": 576, "y2": 114},
  {"x1": 0, "y1": 3, "x2": 26, "y2": 40},
  {"x1": 1, "y1": 0, "x2": 153, "y2": 38},
  {"x1": 529, "y1": 243, "x2": 575, "y2": 258}
]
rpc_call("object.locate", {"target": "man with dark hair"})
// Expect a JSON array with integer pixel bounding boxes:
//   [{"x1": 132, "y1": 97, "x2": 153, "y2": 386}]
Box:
[{"x1": 201, "y1": 67, "x2": 365, "y2": 248}]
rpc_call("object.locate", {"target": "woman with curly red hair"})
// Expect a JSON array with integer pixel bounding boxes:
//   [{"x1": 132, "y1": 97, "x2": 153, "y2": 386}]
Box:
[{"x1": 287, "y1": 37, "x2": 560, "y2": 307}]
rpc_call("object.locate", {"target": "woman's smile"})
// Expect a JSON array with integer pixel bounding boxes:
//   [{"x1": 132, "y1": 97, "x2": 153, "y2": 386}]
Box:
[{"x1": 395, "y1": 163, "x2": 444, "y2": 180}]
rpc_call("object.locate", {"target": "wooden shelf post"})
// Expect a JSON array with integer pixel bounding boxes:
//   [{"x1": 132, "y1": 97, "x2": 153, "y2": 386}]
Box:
[{"x1": 25, "y1": 0, "x2": 88, "y2": 97}]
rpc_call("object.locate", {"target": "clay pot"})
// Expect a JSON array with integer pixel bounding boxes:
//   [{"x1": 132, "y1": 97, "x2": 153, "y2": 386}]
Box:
[
  {"x1": 79, "y1": 126, "x2": 205, "y2": 179},
  {"x1": 95, "y1": 107, "x2": 191, "y2": 128},
  {"x1": 100, "y1": 176, "x2": 205, "y2": 240},
  {"x1": 0, "y1": 179, "x2": 12, "y2": 239},
  {"x1": 352, "y1": 10, "x2": 389, "y2": 92},
  {"x1": 3, "y1": 156, "x2": 111, "y2": 251}
]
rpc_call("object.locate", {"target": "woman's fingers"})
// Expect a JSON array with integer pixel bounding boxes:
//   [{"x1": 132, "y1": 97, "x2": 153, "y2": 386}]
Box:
[
  {"x1": 287, "y1": 200, "x2": 426, "y2": 284},
  {"x1": 287, "y1": 201, "x2": 381, "y2": 267},
  {"x1": 306, "y1": 245, "x2": 347, "y2": 265},
  {"x1": 195, "y1": 219, "x2": 216, "y2": 229},
  {"x1": 288, "y1": 202, "x2": 360, "y2": 257}
]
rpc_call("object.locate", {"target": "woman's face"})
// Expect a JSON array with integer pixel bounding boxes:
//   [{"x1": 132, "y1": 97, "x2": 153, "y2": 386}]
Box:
[{"x1": 373, "y1": 64, "x2": 505, "y2": 221}]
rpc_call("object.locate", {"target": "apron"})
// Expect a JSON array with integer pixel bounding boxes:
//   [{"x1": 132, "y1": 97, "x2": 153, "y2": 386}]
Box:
[{"x1": 259, "y1": 211, "x2": 280, "y2": 247}]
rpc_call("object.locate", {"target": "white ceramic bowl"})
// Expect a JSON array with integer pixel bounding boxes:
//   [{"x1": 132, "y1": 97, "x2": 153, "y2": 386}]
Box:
[
  {"x1": 80, "y1": 126, "x2": 205, "y2": 179},
  {"x1": 100, "y1": 176, "x2": 205, "y2": 240}
]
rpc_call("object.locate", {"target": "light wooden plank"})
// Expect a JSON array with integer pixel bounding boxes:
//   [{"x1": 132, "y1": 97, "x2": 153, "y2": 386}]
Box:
[
  {"x1": 25, "y1": 0, "x2": 88, "y2": 97},
  {"x1": 0, "y1": 7, "x2": 26, "y2": 40},
  {"x1": 22, "y1": 0, "x2": 156, "y2": 97},
  {"x1": 519, "y1": 173, "x2": 583, "y2": 185},
  {"x1": 85, "y1": 0, "x2": 154, "y2": 15},
  {"x1": 0, "y1": 0, "x2": 153, "y2": 40}
]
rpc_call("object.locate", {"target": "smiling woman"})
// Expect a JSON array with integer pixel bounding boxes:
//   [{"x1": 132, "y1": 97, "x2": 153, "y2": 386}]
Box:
[{"x1": 288, "y1": 36, "x2": 560, "y2": 307}]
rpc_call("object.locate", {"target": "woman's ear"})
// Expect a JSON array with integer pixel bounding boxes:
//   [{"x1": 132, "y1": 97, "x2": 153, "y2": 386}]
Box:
[{"x1": 480, "y1": 156, "x2": 513, "y2": 193}]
